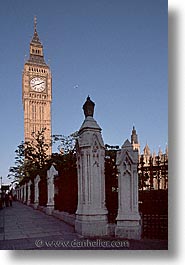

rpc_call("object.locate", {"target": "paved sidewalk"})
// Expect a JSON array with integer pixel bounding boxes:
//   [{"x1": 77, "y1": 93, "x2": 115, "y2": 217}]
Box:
[
  {"x1": 0, "y1": 202, "x2": 168, "y2": 250},
  {"x1": 0, "y1": 201, "x2": 80, "y2": 250}
]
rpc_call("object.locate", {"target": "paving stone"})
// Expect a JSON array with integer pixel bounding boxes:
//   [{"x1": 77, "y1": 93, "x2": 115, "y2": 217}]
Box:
[
  {"x1": 0, "y1": 201, "x2": 80, "y2": 250},
  {"x1": 5, "y1": 234, "x2": 28, "y2": 240},
  {"x1": 0, "y1": 201, "x2": 168, "y2": 250}
]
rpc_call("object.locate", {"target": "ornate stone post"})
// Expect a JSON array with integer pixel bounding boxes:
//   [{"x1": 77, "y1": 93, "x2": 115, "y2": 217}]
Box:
[
  {"x1": 19, "y1": 187, "x2": 21, "y2": 201},
  {"x1": 46, "y1": 165, "x2": 58, "y2": 215},
  {"x1": 19, "y1": 186, "x2": 21, "y2": 201},
  {"x1": 75, "y1": 96, "x2": 108, "y2": 236},
  {"x1": 16, "y1": 188, "x2": 19, "y2": 200},
  {"x1": 115, "y1": 139, "x2": 141, "y2": 239},
  {"x1": 21, "y1": 185, "x2": 24, "y2": 201},
  {"x1": 34, "y1": 175, "x2": 40, "y2": 209},
  {"x1": 27, "y1": 180, "x2": 32, "y2": 205},
  {"x1": 23, "y1": 183, "x2": 27, "y2": 203}
]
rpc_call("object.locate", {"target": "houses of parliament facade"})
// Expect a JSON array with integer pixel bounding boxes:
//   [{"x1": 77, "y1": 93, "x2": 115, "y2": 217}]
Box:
[{"x1": 131, "y1": 127, "x2": 168, "y2": 190}]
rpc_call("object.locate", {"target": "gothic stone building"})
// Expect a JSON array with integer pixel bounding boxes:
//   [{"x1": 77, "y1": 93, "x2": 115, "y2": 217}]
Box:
[
  {"x1": 22, "y1": 18, "x2": 52, "y2": 155},
  {"x1": 131, "y1": 127, "x2": 168, "y2": 190}
]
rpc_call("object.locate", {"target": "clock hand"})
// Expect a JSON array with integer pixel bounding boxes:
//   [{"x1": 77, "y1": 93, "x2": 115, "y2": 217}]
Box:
[
  {"x1": 38, "y1": 81, "x2": 44, "y2": 85},
  {"x1": 32, "y1": 81, "x2": 44, "y2": 87}
]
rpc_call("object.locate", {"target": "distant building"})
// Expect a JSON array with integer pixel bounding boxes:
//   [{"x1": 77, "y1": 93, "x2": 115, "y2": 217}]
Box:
[
  {"x1": 131, "y1": 126, "x2": 140, "y2": 153},
  {"x1": 130, "y1": 127, "x2": 168, "y2": 190}
]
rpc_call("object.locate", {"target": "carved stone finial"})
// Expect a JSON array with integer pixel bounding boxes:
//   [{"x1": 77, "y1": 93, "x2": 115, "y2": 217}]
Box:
[{"x1": 83, "y1": 96, "x2": 95, "y2": 118}]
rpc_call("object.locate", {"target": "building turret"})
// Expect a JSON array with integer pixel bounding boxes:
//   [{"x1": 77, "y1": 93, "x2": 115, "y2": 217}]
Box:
[
  {"x1": 143, "y1": 143, "x2": 151, "y2": 164},
  {"x1": 131, "y1": 126, "x2": 140, "y2": 153}
]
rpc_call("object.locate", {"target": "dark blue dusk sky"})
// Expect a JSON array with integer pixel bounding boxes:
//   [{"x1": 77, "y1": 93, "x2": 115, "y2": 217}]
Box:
[{"x1": 0, "y1": 0, "x2": 168, "y2": 184}]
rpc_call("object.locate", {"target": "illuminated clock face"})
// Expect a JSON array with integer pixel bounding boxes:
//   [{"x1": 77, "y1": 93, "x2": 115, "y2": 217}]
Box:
[{"x1": 30, "y1": 77, "x2": 46, "y2": 92}]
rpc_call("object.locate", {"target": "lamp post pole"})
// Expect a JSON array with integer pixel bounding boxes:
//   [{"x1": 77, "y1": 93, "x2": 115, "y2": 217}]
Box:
[{"x1": 0, "y1": 176, "x2": 2, "y2": 189}]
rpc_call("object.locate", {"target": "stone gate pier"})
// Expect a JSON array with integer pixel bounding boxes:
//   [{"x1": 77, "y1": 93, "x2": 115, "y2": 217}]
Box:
[
  {"x1": 115, "y1": 139, "x2": 141, "y2": 239},
  {"x1": 75, "y1": 96, "x2": 108, "y2": 236},
  {"x1": 33, "y1": 175, "x2": 40, "y2": 209},
  {"x1": 45, "y1": 165, "x2": 58, "y2": 215}
]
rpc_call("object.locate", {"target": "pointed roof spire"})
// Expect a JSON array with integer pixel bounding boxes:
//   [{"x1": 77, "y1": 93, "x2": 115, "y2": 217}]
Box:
[
  {"x1": 34, "y1": 16, "x2": 37, "y2": 31},
  {"x1": 31, "y1": 16, "x2": 42, "y2": 45},
  {"x1": 143, "y1": 143, "x2": 150, "y2": 156},
  {"x1": 28, "y1": 17, "x2": 46, "y2": 65},
  {"x1": 165, "y1": 144, "x2": 168, "y2": 157},
  {"x1": 158, "y1": 146, "x2": 163, "y2": 157}
]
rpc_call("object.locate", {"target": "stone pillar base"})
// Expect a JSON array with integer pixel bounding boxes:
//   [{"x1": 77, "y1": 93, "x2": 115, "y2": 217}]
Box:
[
  {"x1": 33, "y1": 203, "x2": 39, "y2": 209},
  {"x1": 75, "y1": 214, "x2": 108, "y2": 237},
  {"x1": 27, "y1": 200, "x2": 31, "y2": 206},
  {"x1": 45, "y1": 205, "x2": 54, "y2": 215},
  {"x1": 115, "y1": 220, "x2": 141, "y2": 240}
]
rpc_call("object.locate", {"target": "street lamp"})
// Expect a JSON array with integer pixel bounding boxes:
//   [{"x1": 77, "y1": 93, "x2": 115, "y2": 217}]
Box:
[
  {"x1": 0, "y1": 176, "x2": 2, "y2": 195},
  {"x1": 0, "y1": 176, "x2": 2, "y2": 188}
]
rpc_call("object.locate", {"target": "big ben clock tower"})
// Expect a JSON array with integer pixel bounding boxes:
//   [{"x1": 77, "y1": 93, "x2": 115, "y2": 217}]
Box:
[{"x1": 22, "y1": 17, "x2": 52, "y2": 155}]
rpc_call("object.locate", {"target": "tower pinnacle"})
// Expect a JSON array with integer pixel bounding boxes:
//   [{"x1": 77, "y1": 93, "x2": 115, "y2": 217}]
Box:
[
  {"x1": 131, "y1": 126, "x2": 138, "y2": 144},
  {"x1": 31, "y1": 16, "x2": 42, "y2": 45},
  {"x1": 34, "y1": 16, "x2": 37, "y2": 32},
  {"x1": 131, "y1": 126, "x2": 140, "y2": 153},
  {"x1": 28, "y1": 17, "x2": 46, "y2": 65}
]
